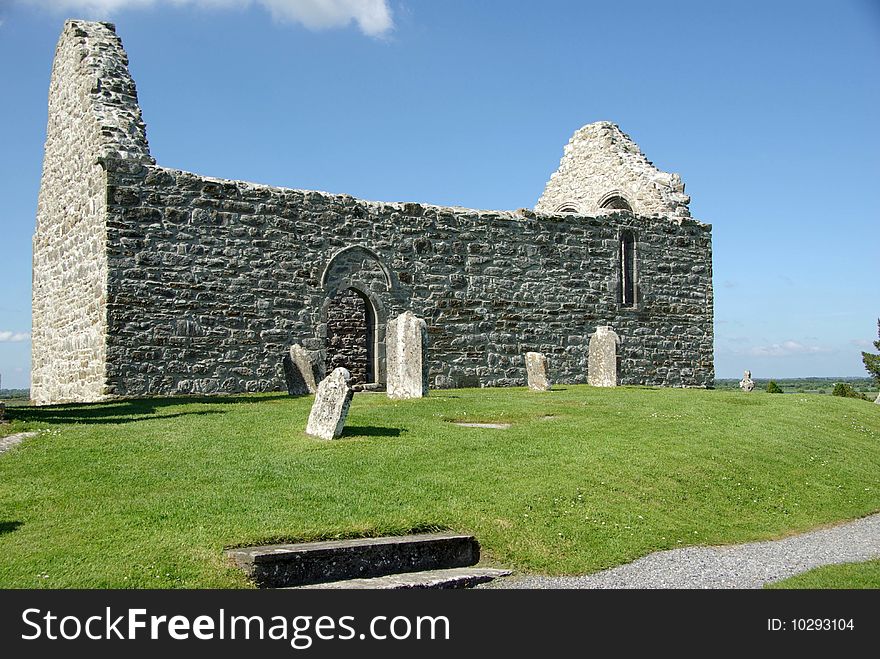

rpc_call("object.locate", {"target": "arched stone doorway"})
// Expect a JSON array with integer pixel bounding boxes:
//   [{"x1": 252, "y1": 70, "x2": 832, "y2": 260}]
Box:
[{"x1": 325, "y1": 286, "x2": 378, "y2": 386}]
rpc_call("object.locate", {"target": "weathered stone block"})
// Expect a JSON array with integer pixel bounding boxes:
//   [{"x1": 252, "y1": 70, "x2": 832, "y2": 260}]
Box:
[
  {"x1": 525, "y1": 352, "x2": 551, "y2": 391},
  {"x1": 283, "y1": 343, "x2": 320, "y2": 395},
  {"x1": 305, "y1": 367, "x2": 353, "y2": 440},
  {"x1": 588, "y1": 326, "x2": 620, "y2": 387},
  {"x1": 386, "y1": 311, "x2": 428, "y2": 400}
]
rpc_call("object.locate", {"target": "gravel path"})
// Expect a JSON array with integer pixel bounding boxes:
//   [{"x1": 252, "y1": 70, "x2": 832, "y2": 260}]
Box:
[
  {"x1": 0, "y1": 431, "x2": 38, "y2": 456},
  {"x1": 483, "y1": 513, "x2": 880, "y2": 589}
]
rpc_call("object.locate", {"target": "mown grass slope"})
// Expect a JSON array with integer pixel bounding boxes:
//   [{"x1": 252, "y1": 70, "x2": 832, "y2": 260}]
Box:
[{"x1": 1, "y1": 386, "x2": 877, "y2": 588}]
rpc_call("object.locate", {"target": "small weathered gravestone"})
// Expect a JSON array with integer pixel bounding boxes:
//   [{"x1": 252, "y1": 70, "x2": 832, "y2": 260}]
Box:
[
  {"x1": 525, "y1": 352, "x2": 551, "y2": 391},
  {"x1": 588, "y1": 326, "x2": 620, "y2": 387},
  {"x1": 386, "y1": 311, "x2": 428, "y2": 400},
  {"x1": 875, "y1": 391, "x2": 880, "y2": 405},
  {"x1": 739, "y1": 370, "x2": 755, "y2": 393},
  {"x1": 284, "y1": 344, "x2": 320, "y2": 396},
  {"x1": 305, "y1": 368, "x2": 354, "y2": 440}
]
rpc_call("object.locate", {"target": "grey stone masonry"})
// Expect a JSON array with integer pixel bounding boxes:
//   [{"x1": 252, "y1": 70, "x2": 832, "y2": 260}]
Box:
[
  {"x1": 386, "y1": 311, "x2": 429, "y2": 400},
  {"x1": 525, "y1": 352, "x2": 551, "y2": 391},
  {"x1": 305, "y1": 367, "x2": 354, "y2": 440},
  {"x1": 588, "y1": 326, "x2": 621, "y2": 387},
  {"x1": 536, "y1": 121, "x2": 691, "y2": 219},
  {"x1": 31, "y1": 21, "x2": 714, "y2": 404},
  {"x1": 283, "y1": 344, "x2": 320, "y2": 396},
  {"x1": 31, "y1": 20, "x2": 153, "y2": 405}
]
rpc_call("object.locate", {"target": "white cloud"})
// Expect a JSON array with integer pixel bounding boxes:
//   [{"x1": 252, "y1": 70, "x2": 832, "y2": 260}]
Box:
[
  {"x1": 748, "y1": 340, "x2": 829, "y2": 358},
  {"x1": 0, "y1": 331, "x2": 31, "y2": 343},
  {"x1": 850, "y1": 338, "x2": 873, "y2": 349},
  {"x1": 16, "y1": 0, "x2": 393, "y2": 36}
]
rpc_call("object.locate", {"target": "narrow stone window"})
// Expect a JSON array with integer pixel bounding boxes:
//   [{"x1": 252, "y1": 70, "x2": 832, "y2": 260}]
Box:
[
  {"x1": 600, "y1": 194, "x2": 633, "y2": 212},
  {"x1": 619, "y1": 230, "x2": 636, "y2": 307}
]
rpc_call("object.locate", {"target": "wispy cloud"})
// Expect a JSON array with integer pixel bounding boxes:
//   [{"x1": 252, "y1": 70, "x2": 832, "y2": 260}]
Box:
[
  {"x1": 748, "y1": 340, "x2": 829, "y2": 357},
  {"x1": 0, "y1": 331, "x2": 31, "y2": 343},
  {"x1": 16, "y1": 0, "x2": 394, "y2": 36},
  {"x1": 850, "y1": 338, "x2": 874, "y2": 349}
]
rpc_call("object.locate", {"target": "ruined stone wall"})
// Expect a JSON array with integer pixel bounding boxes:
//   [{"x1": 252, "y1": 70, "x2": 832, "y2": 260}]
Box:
[
  {"x1": 536, "y1": 121, "x2": 692, "y2": 219},
  {"x1": 31, "y1": 20, "x2": 153, "y2": 404},
  {"x1": 101, "y1": 158, "x2": 714, "y2": 397},
  {"x1": 33, "y1": 21, "x2": 714, "y2": 404}
]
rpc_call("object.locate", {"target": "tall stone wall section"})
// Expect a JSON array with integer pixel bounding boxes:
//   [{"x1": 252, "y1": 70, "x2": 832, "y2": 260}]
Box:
[
  {"x1": 536, "y1": 121, "x2": 691, "y2": 219},
  {"x1": 31, "y1": 20, "x2": 153, "y2": 405},
  {"x1": 101, "y1": 158, "x2": 714, "y2": 397}
]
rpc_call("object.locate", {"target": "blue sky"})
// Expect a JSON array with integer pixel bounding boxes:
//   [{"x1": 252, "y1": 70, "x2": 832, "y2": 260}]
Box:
[{"x1": 1, "y1": 0, "x2": 878, "y2": 389}]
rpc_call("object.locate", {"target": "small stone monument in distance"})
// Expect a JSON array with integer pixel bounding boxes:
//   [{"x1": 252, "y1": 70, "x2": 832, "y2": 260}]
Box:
[
  {"x1": 739, "y1": 370, "x2": 755, "y2": 392},
  {"x1": 305, "y1": 368, "x2": 354, "y2": 440},
  {"x1": 525, "y1": 352, "x2": 551, "y2": 391},
  {"x1": 588, "y1": 326, "x2": 621, "y2": 387}
]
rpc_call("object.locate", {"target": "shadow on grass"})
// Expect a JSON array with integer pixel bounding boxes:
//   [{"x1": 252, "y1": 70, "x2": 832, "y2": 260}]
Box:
[
  {"x1": 7, "y1": 394, "x2": 291, "y2": 426},
  {"x1": 0, "y1": 521, "x2": 22, "y2": 536},
  {"x1": 342, "y1": 426, "x2": 404, "y2": 438}
]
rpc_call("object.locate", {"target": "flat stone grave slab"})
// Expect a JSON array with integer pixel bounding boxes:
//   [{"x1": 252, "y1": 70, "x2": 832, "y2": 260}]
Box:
[{"x1": 227, "y1": 532, "x2": 481, "y2": 589}]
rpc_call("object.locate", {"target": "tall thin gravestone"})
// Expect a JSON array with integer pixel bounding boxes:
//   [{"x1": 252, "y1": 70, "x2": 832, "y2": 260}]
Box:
[
  {"x1": 305, "y1": 367, "x2": 354, "y2": 440},
  {"x1": 588, "y1": 326, "x2": 620, "y2": 387},
  {"x1": 386, "y1": 311, "x2": 428, "y2": 400},
  {"x1": 525, "y1": 352, "x2": 551, "y2": 391}
]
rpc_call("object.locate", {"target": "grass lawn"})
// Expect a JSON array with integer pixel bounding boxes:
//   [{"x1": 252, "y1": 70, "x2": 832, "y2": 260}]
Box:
[
  {"x1": 1, "y1": 386, "x2": 878, "y2": 588},
  {"x1": 767, "y1": 560, "x2": 880, "y2": 589}
]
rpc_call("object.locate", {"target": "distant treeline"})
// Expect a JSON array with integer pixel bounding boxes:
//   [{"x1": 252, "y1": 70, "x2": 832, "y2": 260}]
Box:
[
  {"x1": 0, "y1": 389, "x2": 30, "y2": 400},
  {"x1": 714, "y1": 377, "x2": 878, "y2": 394}
]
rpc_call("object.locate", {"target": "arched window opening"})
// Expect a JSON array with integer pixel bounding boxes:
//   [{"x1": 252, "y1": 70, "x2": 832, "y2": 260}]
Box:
[
  {"x1": 326, "y1": 287, "x2": 376, "y2": 385},
  {"x1": 619, "y1": 231, "x2": 636, "y2": 307},
  {"x1": 600, "y1": 194, "x2": 633, "y2": 212}
]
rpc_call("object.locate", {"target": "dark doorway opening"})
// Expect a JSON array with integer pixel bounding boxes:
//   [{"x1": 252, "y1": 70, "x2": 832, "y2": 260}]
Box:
[{"x1": 326, "y1": 287, "x2": 375, "y2": 385}]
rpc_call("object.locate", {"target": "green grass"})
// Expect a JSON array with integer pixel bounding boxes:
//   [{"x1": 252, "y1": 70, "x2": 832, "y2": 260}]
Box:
[
  {"x1": 1, "y1": 386, "x2": 878, "y2": 588},
  {"x1": 767, "y1": 560, "x2": 880, "y2": 589}
]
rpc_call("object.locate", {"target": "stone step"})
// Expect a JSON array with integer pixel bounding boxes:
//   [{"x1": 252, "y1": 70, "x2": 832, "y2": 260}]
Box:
[
  {"x1": 227, "y1": 532, "x2": 481, "y2": 589},
  {"x1": 292, "y1": 567, "x2": 512, "y2": 590}
]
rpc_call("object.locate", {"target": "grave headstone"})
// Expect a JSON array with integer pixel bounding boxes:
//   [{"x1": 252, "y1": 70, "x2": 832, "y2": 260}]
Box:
[
  {"x1": 284, "y1": 344, "x2": 320, "y2": 395},
  {"x1": 739, "y1": 370, "x2": 755, "y2": 393},
  {"x1": 588, "y1": 326, "x2": 620, "y2": 387},
  {"x1": 305, "y1": 367, "x2": 354, "y2": 440},
  {"x1": 525, "y1": 352, "x2": 551, "y2": 391},
  {"x1": 386, "y1": 311, "x2": 429, "y2": 400}
]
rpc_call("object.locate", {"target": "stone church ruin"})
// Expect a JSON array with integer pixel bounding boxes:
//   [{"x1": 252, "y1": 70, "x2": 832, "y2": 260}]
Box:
[{"x1": 31, "y1": 21, "x2": 714, "y2": 405}]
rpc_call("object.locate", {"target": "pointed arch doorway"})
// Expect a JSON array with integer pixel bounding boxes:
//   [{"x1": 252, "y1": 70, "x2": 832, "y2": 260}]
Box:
[{"x1": 325, "y1": 286, "x2": 379, "y2": 386}]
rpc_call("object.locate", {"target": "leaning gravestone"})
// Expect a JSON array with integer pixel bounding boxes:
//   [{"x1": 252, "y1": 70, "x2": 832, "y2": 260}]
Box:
[
  {"x1": 588, "y1": 326, "x2": 620, "y2": 387},
  {"x1": 386, "y1": 311, "x2": 429, "y2": 400},
  {"x1": 875, "y1": 391, "x2": 880, "y2": 405},
  {"x1": 739, "y1": 370, "x2": 755, "y2": 392},
  {"x1": 525, "y1": 352, "x2": 551, "y2": 391},
  {"x1": 305, "y1": 367, "x2": 354, "y2": 440},
  {"x1": 284, "y1": 344, "x2": 320, "y2": 395}
]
